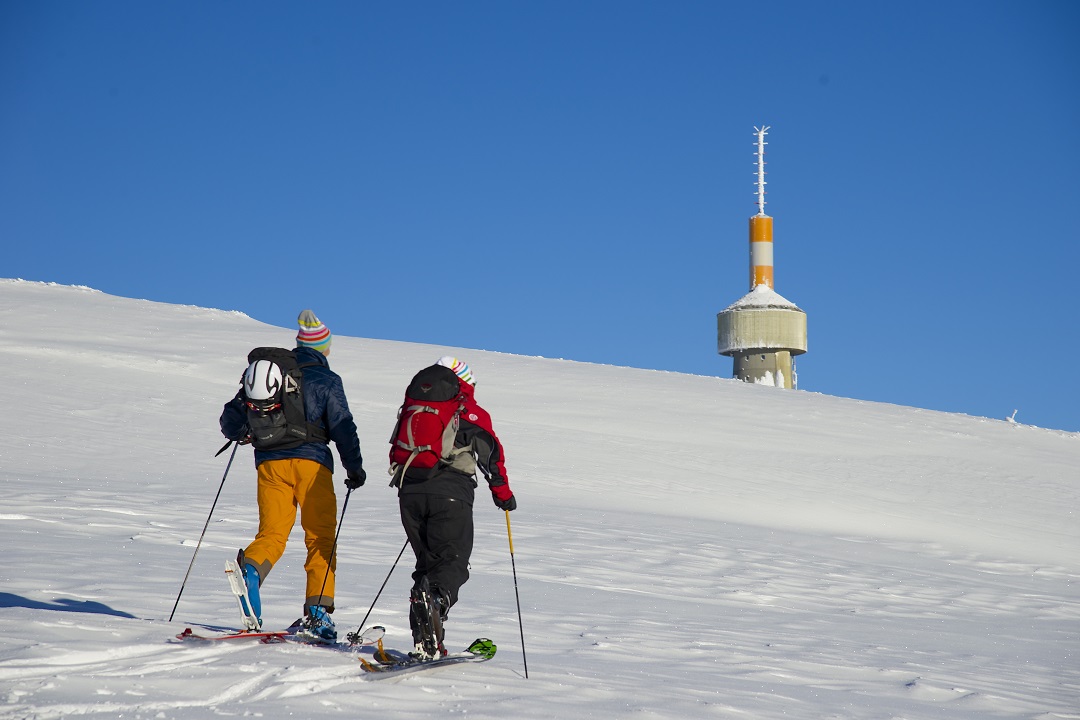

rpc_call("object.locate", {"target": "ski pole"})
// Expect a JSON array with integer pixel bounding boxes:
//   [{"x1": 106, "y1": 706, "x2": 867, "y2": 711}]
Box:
[
  {"x1": 505, "y1": 510, "x2": 529, "y2": 678},
  {"x1": 169, "y1": 441, "x2": 239, "y2": 622},
  {"x1": 348, "y1": 539, "x2": 409, "y2": 643},
  {"x1": 313, "y1": 487, "x2": 352, "y2": 610}
]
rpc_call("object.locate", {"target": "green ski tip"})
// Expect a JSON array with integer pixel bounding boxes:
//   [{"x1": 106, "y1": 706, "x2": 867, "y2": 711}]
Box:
[{"x1": 466, "y1": 638, "x2": 496, "y2": 659}]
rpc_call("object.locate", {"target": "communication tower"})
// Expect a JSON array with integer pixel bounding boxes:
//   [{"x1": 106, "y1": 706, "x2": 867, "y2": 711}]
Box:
[{"x1": 716, "y1": 126, "x2": 808, "y2": 388}]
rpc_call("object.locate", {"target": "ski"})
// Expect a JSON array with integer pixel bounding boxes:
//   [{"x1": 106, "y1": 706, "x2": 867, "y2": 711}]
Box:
[
  {"x1": 176, "y1": 627, "x2": 288, "y2": 643},
  {"x1": 176, "y1": 624, "x2": 386, "y2": 651},
  {"x1": 360, "y1": 638, "x2": 496, "y2": 677}
]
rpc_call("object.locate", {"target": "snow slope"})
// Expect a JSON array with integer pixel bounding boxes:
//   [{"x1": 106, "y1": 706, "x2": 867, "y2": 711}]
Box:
[{"x1": 1, "y1": 279, "x2": 1077, "y2": 719}]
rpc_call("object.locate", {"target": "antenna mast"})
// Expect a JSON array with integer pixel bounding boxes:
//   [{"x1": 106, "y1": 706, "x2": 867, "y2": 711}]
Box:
[{"x1": 753, "y1": 125, "x2": 769, "y2": 216}]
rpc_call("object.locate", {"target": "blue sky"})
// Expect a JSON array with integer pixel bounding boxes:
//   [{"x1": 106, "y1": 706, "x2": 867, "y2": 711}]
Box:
[{"x1": 3, "y1": 1, "x2": 1078, "y2": 432}]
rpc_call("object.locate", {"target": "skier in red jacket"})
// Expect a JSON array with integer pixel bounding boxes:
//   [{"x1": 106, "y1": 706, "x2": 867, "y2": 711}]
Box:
[{"x1": 392, "y1": 356, "x2": 516, "y2": 659}]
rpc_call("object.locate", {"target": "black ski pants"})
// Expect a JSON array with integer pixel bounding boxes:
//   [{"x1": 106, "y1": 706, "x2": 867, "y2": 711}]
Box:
[{"x1": 399, "y1": 493, "x2": 474, "y2": 608}]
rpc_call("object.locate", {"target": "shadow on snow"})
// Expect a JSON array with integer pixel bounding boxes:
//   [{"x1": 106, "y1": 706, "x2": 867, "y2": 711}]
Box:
[{"x1": 0, "y1": 592, "x2": 136, "y2": 618}]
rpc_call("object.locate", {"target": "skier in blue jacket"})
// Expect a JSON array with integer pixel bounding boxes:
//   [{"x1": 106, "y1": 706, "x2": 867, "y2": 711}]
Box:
[{"x1": 220, "y1": 310, "x2": 365, "y2": 641}]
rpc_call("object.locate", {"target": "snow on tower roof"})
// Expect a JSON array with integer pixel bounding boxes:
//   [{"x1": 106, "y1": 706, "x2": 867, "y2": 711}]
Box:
[{"x1": 722, "y1": 283, "x2": 804, "y2": 312}]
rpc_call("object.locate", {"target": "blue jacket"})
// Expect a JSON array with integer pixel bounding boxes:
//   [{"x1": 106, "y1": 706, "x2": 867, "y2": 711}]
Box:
[{"x1": 220, "y1": 346, "x2": 364, "y2": 475}]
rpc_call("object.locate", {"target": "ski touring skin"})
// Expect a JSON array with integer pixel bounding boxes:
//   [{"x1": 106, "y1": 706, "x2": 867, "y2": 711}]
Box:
[{"x1": 359, "y1": 638, "x2": 496, "y2": 677}]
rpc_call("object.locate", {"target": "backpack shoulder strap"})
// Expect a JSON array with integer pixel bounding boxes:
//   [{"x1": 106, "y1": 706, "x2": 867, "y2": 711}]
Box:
[{"x1": 292, "y1": 359, "x2": 329, "y2": 444}]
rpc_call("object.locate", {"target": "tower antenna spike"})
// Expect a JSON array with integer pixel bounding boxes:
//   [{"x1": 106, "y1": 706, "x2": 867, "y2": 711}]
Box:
[{"x1": 753, "y1": 125, "x2": 770, "y2": 216}]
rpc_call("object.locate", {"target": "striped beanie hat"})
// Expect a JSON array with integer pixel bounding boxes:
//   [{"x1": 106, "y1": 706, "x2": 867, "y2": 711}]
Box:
[
  {"x1": 296, "y1": 309, "x2": 332, "y2": 353},
  {"x1": 436, "y1": 356, "x2": 475, "y2": 386}
]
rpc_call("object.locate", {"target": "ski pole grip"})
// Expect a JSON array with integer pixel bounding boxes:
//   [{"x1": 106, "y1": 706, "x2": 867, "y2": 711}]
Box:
[{"x1": 505, "y1": 510, "x2": 515, "y2": 555}]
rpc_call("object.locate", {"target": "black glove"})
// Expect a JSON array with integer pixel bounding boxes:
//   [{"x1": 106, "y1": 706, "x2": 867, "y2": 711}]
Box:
[
  {"x1": 345, "y1": 468, "x2": 366, "y2": 489},
  {"x1": 493, "y1": 493, "x2": 517, "y2": 511}
]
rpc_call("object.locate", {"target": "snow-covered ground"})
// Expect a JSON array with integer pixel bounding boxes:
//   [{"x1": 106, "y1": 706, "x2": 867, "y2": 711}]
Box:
[{"x1": 1, "y1": 278, "x2": 1077, "y2": 719}]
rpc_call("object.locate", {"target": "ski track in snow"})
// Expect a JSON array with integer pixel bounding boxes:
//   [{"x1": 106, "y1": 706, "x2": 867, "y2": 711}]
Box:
[
  {"x1": 3, "y1": 505, "x2": 1077, "y2": 719},
  {"x1": 1, "y1": 280, "x2": 1078, "y2": 719}
]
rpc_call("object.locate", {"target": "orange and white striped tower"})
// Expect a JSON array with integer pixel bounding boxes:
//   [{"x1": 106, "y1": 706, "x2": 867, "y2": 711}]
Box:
[
  {"x1": 717, "y1": 126, "x2": 808, "y2": 388},
  {"x1": 749, "y1": 126, "x2": 774, "y2": 290}
]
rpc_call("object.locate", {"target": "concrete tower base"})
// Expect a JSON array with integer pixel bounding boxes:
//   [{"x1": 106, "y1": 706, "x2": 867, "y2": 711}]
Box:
[
  {"x1": 731, "y1": 350, "x2": 796, "y2": 389},
  {"x1": 716, "y1": 285, "x2": 807, "y2": 390}
]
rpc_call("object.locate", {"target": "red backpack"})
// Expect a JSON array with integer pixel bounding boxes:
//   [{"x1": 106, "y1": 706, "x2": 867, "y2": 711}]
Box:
[{"x1": 389, "y1": 364, "x2": 467, "y2": 484}]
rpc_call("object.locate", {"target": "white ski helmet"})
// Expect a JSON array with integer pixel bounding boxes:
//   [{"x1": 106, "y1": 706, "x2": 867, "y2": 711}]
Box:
[{"x1": 244, "y1": 359, "x2": 283, "y2": 400}]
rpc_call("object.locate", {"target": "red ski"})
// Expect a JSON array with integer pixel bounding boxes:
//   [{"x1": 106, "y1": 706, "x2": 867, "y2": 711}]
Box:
[
  {"x1": 176, "y1": 627, "x2": 288, "y2": 643},
  {"x1": 175, "y1": 624, "x2": 385, "y2": 649}
]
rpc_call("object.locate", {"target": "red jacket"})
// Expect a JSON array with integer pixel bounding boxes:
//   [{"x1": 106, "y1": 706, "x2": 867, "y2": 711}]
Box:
[{"x1": 398, "y1": 376, "x2": 512, "y2": 506}]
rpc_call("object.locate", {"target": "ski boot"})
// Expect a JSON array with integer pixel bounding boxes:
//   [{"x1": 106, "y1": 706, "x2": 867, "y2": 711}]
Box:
[
  {"x1": 236, "y1": 549, "x2": 262, "y2": 629},
  {"x1": 300, "y1": 604, "x2": 337, "y2": 643},
  {"x1": 408, "y1": 578, "x2": 447, "y2": 661},
  {"x1": 431, "y1": 584, "x2": 451, "y2": 623}
]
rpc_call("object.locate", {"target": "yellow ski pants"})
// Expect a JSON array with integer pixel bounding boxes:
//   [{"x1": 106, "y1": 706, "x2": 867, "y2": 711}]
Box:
[{"x1": 244, "y1": 458, "x2": 338, "y2": 610}]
